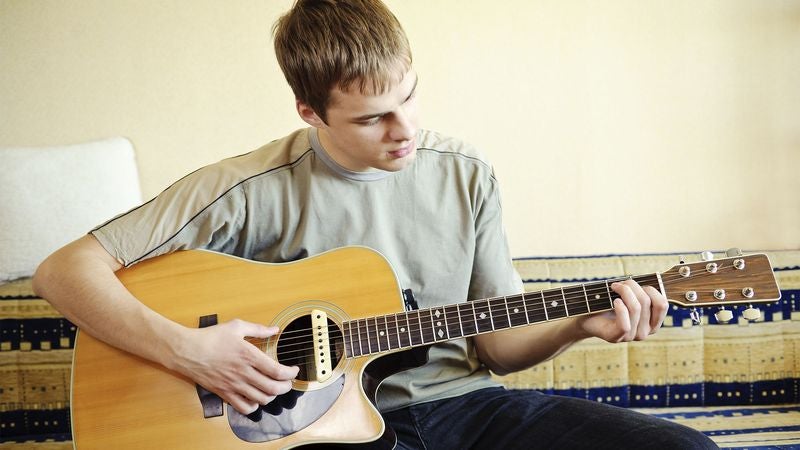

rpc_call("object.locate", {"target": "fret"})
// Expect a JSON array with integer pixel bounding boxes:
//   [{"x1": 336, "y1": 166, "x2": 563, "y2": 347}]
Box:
[
  {"x1": 521, "y1": 292, "x2": 532, "y2": 324},
  {"x1": 560, "y1": 287, "x2": 570, "y2": 316},
  {"x1": 356, "y1": 318, "x2": 369, "y2": 355},
  {"x1": 461, "y1": 302, "x2": 478, "y2": 336},
  {"x1": 582, "y1": 284, "x2": 591, "y2": 313},
  {"x1": 489, "y1": 297, "x2": 510, "y2": 330},
  {"x1": 383, "y1": 315, "x2": 397, "y2": 350},
  {"x1": 420, "y1": 309, "x2": 436, "y2": 344},
  {"x1": 564, "y1": 285, "x2": 589, "y2": 316},
  {"x1": 407, "y1": 310, "x2": 424, "y2": 346},
  {"x1": 525, "y1": 292, "x2": 547, "y2": 324},
  {"x1": 542, "y1": 288, "x2": 569, "y2": 320},
  {"x1": 343, "y1": 321, "x2": 354, "y2": 357},
  {"x1": 444, "y1": 304, "x2": 462, "y2": 339},
  {"x1": 396, "y1": 313, "x2": 411, "y2": 348},
  {"x1": 473, "y1": 299, "x2": 493, "y2": 333},
  {"x1": 430, "y1": 307, "x2": 448, "y2": 341},
  {"x1": 506, "y1": 294, "x2": 528, "y2": 327},
  {"x1": 369, "y1": 317, "x2": 381, "y2": 353},
  {"x1": 540, "y1": 291, "x2": 549, "y2": 321},
  {"x1": 585, "y1": 281, "x2": 611, "y2": 312},
  {"x1": 604, "y1": 280, "x2": 614, "y2": 310}
]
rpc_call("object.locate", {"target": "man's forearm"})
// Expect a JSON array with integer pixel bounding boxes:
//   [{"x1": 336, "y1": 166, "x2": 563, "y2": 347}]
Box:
[
  {"x1": 32, "y1": 235, "x2": 185, "y2": 369},
  {"x1": 473, "y1": 318, "x2": 589, "y2": 375}
]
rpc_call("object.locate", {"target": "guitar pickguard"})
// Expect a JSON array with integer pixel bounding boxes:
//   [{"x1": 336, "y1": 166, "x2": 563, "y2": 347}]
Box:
[{"x1": 228, "y1": 375, "x2": 346, "y2": 443}]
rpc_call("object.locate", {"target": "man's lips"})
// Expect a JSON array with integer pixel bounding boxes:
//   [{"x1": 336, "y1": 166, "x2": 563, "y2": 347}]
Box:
[{"x1": 389, "y1": 141, "x2": 414, "y2": 158}]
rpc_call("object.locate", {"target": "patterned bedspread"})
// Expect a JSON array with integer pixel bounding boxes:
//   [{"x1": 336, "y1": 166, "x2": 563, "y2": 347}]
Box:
[{"x1": 1, "y1": 249, "x2": 798, "y2": 448}]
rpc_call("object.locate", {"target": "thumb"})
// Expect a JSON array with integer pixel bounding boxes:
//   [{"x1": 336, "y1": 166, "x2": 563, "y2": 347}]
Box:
[{"x1": 228, "y1": 319, "x2": 278, "y2": 339}]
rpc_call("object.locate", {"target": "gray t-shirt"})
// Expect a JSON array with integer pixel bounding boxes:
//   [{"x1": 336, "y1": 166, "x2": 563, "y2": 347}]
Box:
[{"x1": 92, "y1": 127, "x2": 523, "y2": 411}]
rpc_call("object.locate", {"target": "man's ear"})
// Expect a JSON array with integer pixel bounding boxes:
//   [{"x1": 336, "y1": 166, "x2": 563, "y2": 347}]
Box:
[{"x1": 296, "y1": 101, "x2": 326, "y2": 128}]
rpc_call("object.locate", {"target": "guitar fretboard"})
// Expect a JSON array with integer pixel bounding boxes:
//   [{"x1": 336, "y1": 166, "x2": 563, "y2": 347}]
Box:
[{"x1": 342, "y1": 274, "x2": 660, "y2": 358}]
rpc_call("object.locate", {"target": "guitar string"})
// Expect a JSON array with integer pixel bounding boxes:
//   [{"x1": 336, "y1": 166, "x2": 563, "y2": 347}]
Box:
[
  {"x1": 249, "y1": 264, "x2": 764, "y2": 360},
  {"x1": 265, "y1": 263, "x2": 745, "y2": 345},
  {"x1": 259, "y1": 263, "x2": 756, "y2": 357}
]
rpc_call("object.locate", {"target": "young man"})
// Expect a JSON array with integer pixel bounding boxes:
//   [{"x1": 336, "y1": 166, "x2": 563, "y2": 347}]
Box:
[{"x1": 34, "y1": 1, "x2": 717, "y2": 448}]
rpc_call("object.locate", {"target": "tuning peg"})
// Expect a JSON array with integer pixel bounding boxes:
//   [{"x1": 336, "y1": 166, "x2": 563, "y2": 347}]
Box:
[
  {"x1": 742, "y1": 305, "x2": 761, "y2": 322},
  {"x1": 714, "y1": 307, "x2": 734, "y2": 324},
  {"x1": 726, "y1": 247, "x2": 743, "y2": 257},
  {"x1": 690, "y1": 308, "x2": 702, "y2": 325},
  {"x1": 700, "y1": 251, "x2": 715, "y2": 262}
]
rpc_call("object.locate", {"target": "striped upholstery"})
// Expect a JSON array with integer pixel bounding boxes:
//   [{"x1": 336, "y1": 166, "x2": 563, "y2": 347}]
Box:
[
  {"x1": 1, "y1": 249, "x2": 798, "y2": 448},
  {"x1": 496, "y1": 249, "x2": 800, "y2": 449}
]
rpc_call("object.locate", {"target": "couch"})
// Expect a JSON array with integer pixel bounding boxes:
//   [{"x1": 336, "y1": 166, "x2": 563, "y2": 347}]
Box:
[{"x1": 2, "y1": 249, "x2": 798, "y2": 448}]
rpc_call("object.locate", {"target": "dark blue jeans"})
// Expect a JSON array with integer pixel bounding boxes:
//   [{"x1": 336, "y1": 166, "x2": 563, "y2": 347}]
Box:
[{"x1": 383, "y1": 387, "x2": 718, "y2": 449}]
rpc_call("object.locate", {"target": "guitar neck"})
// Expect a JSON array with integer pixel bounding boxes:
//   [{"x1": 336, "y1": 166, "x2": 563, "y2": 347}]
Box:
[{"x1": 342, "y1": 273, "x2": 661, "y2": 358}]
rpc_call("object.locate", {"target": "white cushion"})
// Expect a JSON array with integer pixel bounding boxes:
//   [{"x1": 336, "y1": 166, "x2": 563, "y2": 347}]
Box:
[{"x1": 0, "y1": 137, "x2": 142, "y2": 282}]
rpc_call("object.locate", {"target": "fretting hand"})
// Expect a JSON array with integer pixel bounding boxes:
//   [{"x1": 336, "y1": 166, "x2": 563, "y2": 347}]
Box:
[{"x1": 576, "y1": 279, "x2": 669, "y2": 343}]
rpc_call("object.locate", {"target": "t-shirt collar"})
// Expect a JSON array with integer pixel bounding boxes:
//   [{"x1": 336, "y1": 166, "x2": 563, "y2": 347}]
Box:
[{"x1": 308, "y1": 128, "x2": 392, "y2": 182}]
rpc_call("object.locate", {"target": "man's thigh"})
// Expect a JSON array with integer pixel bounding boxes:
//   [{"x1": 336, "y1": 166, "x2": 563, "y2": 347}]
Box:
[{"x1": 383, "y1": 387, "x2": 717, "y2": 449}]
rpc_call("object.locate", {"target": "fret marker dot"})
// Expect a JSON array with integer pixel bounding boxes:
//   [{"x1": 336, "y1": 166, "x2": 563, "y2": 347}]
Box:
[
  {"x1": 436, "y1": 321, "x2": 442, "y2": 327},
  {"x1": 513, "y1": 308, "x2": 520, "y2": 313},
  {"x1": 401, "y1": 327, "x2": 406, "y2": 332},
  {"x1": 437, "y1": 330, "x2": 444, "y2": 338},
  {"x1": 479, "y1": 313, "x2": 487, "y2": 320},
  {"x1": 551, "y1": 301, "x2": 558, "y2": 307},
  {"x1": 379, "y1": 331, "x2": 385, "y2": 336},
  {"x1": 595, "y1": 294, "x2": 601, "y2": 300}
]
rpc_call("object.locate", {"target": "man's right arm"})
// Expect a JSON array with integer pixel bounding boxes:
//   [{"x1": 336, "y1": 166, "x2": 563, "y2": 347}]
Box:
[{"x1": 32, "y1": 234, "x2": 298, "y2": 414}]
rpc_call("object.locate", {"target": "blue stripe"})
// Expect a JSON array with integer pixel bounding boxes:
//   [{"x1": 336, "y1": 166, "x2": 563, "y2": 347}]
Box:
[
  {"x1": 706, "y1": 425, "x2": 800, "y2": 436},
  {"x1": 647, "y1": 406, "x2": 800, "y2": 419}
]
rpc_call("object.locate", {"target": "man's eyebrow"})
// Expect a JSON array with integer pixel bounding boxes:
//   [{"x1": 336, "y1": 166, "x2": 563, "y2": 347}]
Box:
[{"x1": 351, "y1": 75, "x2": 418, "y2": 122}]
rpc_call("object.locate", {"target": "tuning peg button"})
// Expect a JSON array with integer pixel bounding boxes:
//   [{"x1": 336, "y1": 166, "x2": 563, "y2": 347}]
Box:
[
  {"x1": 726, "y1": 247, "x2": 743, "y2": 257},
  {"x1": 715, "y1": 308, "x2": 734, "y2": 323},
  {"x1": 742, "y1": 306, "x2": 761, "y2": 322}
]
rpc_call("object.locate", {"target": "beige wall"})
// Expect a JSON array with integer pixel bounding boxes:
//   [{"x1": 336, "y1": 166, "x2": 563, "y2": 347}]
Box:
[{"x1": 2, "y1": 0, "x2": 798, "y2": 256}]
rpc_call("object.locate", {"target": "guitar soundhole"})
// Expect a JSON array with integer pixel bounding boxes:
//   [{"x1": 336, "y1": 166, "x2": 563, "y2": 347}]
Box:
[{"x1": 276, "y1": 315, "x2": 344, "y2": 382}]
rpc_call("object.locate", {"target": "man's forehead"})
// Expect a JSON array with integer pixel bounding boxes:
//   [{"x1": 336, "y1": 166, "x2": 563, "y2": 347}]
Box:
[{"x1": 328, "y1": 70, "x2": 417, "y2": 109}]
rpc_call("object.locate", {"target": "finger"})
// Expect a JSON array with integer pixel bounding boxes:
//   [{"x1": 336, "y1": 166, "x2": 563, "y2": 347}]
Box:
[
  {"x1": 644, "y1": 285, "x2": 668, "y2": 333},
  {"x1": 610, "y1": 297, "x2": 631, "y2": 342},
  {"x1": 251, "y1": 350, "x2": 300, "y2": 381},
  {"x1": 611, "y1": 282, "x2": 640, "y2": 341},
  {"x1": 226, "y1": 391, "x2": 260, "y2": 415},
  {"x1": 623, "y1": 280, "x2": 652, "y2": 340},
  {"x1": 237, "y1": 370, "x2": 288, "y2": 404},
  {"x1": 228, "y1": 319, "x2": 279, "y2": 339}
]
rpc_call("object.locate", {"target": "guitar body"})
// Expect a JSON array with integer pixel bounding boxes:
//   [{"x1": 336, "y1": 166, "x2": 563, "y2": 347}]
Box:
[{"x1": 71, "y1": 247, "x2": 416, "y2": 449}]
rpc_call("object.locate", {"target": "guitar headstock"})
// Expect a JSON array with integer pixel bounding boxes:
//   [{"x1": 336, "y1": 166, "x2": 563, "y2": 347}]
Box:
[{"x1": 661, "y1": 252, "x2": 781, "y2": 312}]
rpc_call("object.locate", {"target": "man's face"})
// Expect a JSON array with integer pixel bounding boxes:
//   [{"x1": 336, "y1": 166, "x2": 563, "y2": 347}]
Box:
[{"x1": 303, "y1": 69, "x2": 419, "y2": 173}]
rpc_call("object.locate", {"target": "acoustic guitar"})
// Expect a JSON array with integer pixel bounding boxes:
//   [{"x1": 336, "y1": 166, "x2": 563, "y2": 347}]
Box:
[{"x1": 70, "y1": 247, "x2": 780, "y2": 449}]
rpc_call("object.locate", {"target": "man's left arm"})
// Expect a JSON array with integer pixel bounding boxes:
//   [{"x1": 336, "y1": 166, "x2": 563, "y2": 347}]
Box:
[{"x1": 473, "y1": 280, "x2": 669, "y2": 375}]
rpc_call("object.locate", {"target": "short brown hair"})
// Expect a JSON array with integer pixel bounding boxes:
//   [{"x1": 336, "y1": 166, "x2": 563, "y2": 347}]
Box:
[{"x1": 273, "y1": 0, "x2": 412, "y2": 122}]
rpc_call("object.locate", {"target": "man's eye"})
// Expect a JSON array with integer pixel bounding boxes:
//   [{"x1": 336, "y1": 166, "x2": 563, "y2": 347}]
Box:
[{"x1": 361, "y1": 117, "x2": 381, "y2": 126}]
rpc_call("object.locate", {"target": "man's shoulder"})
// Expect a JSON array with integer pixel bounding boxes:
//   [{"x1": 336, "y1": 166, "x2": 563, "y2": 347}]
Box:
[
  {"x1": 416, "y1": 129, "x2": 494, "y2": 173},
  {"x1": 225, "y1": 128, "x2": 314, "y2": 172}
]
